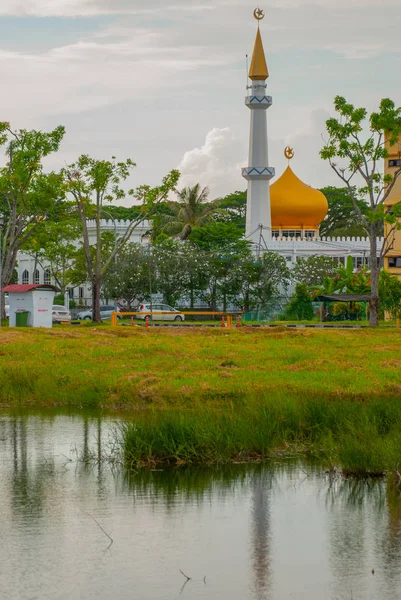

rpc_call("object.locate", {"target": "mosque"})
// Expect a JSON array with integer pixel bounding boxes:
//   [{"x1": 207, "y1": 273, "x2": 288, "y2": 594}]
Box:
[
  {"x1": 242, "y1": 8, "x2": 382, "y2": 268},
  {"x1": 16, "y1": 9, "x2": 401, "y2": 303}
]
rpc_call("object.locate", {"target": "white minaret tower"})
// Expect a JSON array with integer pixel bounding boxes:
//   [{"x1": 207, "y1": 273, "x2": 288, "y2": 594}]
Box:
[{"x1": 242, "y1": 9, "x2": 275, "y2": 247}]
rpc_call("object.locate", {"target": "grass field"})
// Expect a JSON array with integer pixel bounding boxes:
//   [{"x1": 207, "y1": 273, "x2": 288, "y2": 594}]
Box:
[{"x1": 1, "y1": 326, "x2": 401, "y2": 473}]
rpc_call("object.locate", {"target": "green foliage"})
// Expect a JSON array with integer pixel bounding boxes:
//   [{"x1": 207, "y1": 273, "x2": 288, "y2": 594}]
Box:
[
  {"x1": 100, "y1": 205, "x2": 143, "y2": 221},
  {"x1": 53, "y1": 293, "x2": 76, "y2": 308},
  {"x1": 22, "y1": 218, "x2": 83, "y2": 293},
  {"x1": 213, "y1": 190, "x2": 246, "y2": 230},
  {"x1": 319, "y1": 186, "x2": 370, "y2": 237},
  {"x1": 102, "y1": 243, "x2": 151, "y2": 308},
  {"x1": 152, "y1": 239, "x2": 190, "y2": 306},
  {"x1": 379, "y1": 270, "x2": 401, "y2": 318},
  {"x1": 320, "y1": 96, "x2": 401, "y2": 325},
  {"x1": 189, "y1": 222, "x2": 245, "y2": 251},
  {"x1": 285, "y1": 283, "x2": 314, "y2": 320},
  {"x1": 230, "y1": 251, "x2": 291, "y2": 311},
  {"x1": 332, "y1": 301, "x2": 364, "y2": 321},
  {"x1": 335, "y1": 256, "x2": 371, "y2": 294},
  {"x1": 0, "y1": 123, "x2": 66, "y2": 294},
  {"x1": 64, "y1": 154, "x2": 179, "y2": 320},
  {"x1": 312, "y1": 256, "x2": 371, "y2": 297},
  {"x1": 293, "y1": 255, "x2": 338, "y2": 287},
  {"x1": 122, "y1": 396, "x2": 401, "y2": 474},
  {"x1": 158, "y1": 183, "x2": 217, "y2": 240}
]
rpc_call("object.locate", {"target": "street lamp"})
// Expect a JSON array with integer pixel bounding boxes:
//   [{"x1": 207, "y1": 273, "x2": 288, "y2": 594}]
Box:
[{"x1": 0, "y1": 214, "x2": 3, "y2": 328}]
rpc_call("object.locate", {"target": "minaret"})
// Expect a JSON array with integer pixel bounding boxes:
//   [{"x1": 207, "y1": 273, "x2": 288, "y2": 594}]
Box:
[{"x1": 242, "y1": 9, "x2": 275, "y2": 246}]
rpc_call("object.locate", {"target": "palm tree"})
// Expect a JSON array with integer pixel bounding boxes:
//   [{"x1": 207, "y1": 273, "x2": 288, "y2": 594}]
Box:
[{"x1": 160, "y1": 184, "x2": 216, "y2": 240}]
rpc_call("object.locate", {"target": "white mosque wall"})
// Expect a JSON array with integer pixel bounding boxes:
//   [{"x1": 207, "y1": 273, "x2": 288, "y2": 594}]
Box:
[{"x1": 265, "y1": 236, "x2": 382, "y2": 262}]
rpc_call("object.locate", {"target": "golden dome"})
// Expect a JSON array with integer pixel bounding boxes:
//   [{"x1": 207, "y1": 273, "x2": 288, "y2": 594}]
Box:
[{"x1": 270, "y1": 165, "x2": 328, "y2": 229}]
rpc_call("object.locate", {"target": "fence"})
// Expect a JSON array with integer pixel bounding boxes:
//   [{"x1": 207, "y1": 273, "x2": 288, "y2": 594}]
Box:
[{"x1": 111, "y1": 311, "x2": 242, "y2": 329}]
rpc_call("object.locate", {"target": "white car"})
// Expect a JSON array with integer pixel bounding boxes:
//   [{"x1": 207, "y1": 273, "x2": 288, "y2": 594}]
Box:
[
  {"x1": 136, "y1": 303, "x2": 185, "y2": 321},
  {"x1": 52, "y1": 305, "x2": 71, "y2": 324},
  {"x1": 76, "y1": 305, "x2": 121, "y2": 320}
]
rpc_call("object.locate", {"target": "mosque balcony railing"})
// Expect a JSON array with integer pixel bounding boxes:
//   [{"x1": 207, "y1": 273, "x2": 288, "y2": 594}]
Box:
[
  {"x1": 266, "y1": 235, "x2": 383, "y2": 250},
  {"x1": 242, "y1": 167, "x2": 275, "y2": 180},
  {"x1": 245, "y1": 94, "x2": 272, "y2": 108}
]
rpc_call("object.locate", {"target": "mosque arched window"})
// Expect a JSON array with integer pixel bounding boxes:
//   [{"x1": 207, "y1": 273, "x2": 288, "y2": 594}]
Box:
[
  {"x1": 44, "y1": 269, "x2": 51, "y2": 285},
  {"x1": 34, "y1": 269, "x2": 40, "y2": 284},
  {"x1": 22, "y1": 270, "x2": 29, "y2": 284}
]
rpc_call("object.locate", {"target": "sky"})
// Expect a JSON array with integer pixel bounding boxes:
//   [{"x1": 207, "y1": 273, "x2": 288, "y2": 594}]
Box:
[{"x1": 1, "y1": 0, "x2": 400, "y2": 202}]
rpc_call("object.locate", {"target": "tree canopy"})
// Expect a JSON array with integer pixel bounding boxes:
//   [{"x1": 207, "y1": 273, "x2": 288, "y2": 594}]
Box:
[
  {"x1": 320, "y1": 96, "x2": 401, "y2": 325},
  {"x1": 0, "y1": 123, "x2": 66, "y2": 314},
  {"x1": 319, "y1": 186, "x2": 370, "y2": 238}
]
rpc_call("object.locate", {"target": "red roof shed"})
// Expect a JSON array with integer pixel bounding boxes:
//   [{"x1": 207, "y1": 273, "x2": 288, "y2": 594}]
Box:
[{"x1": 3, "y1": 284, "x2": 60, "y2": 293}]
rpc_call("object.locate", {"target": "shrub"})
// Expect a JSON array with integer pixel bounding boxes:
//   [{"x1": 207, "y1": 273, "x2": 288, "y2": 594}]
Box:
[{"x1": 284, "y1": 283, "x2": 314, "y2": 320}]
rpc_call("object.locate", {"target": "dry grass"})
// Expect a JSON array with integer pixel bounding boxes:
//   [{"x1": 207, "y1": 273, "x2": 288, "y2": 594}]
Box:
[{"x1": 0, "y1": 326, "x2": 400, "y2": 410}]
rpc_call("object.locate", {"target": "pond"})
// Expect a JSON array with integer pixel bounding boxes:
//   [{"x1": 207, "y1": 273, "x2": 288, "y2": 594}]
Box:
[{"x1": 1, "y1": 412, "x2": 401, "y2": 600}]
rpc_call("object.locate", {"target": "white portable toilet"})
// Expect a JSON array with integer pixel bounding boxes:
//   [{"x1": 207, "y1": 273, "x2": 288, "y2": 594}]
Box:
[{"x1": 3, "y1": 284, "x2": 59, "y2": 328}]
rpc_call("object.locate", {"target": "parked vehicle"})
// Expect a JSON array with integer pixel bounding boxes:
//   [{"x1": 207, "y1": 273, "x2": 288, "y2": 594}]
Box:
[
  {"x1": 52, "y1": 305, "x2": 71, "y2": 324},
  {"x1": 136, "y1": 303, "x2": 185, "y2": 321},
  {"x1": 76, "y1": 305, "x2": 121, "y2": 320}
]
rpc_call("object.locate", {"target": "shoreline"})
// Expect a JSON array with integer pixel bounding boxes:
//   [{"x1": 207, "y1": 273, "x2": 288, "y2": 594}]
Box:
[{"x1": 2, "y1": 327, "x2": 401, "y2": 475}]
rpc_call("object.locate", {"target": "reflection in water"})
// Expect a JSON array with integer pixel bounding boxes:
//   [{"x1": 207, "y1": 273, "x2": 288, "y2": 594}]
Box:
[
  {"x1": 1, "y1": 413, "x2": 401, "y2": 600},
  {"x1": 251, "y1": 470, "x2": 271, "y2": 600},
  {"x1": 10, "y1": 417, "x2": 56, "y2": 523}
]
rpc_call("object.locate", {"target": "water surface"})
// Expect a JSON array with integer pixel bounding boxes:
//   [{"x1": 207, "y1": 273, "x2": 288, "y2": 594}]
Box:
[{"x1": 0, "y1": 412, "x2": 400, "y2": 600}]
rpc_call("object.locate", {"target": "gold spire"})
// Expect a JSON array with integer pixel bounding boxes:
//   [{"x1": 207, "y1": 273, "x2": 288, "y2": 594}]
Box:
[{"x1": 248, "y1": 25, "x2": 269, "y2": 81}]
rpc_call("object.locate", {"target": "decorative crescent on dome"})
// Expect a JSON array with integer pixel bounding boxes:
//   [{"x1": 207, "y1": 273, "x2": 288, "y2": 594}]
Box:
[
  {"x1": 253, "y1": 8, "x2": 265, "y2": 20},
  {"x1": 284, "y1": 146, "x2": 294, "y2": 160}
]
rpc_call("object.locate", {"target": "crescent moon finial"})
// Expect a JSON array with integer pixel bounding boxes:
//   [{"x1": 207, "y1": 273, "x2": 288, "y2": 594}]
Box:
[
  {"x1": 284, "y1": 146, "x2": 294, "y2": 161},
  {"x1": 253, "y1": 7, "x2": 265, "y2": 21}
]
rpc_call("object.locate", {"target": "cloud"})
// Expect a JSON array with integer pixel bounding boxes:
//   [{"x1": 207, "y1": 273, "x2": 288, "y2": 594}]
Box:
[
  {"x1": 177, "y1": 113, "x2": 339, "y2": 202},
  {"x1": 0, "y1": 0, "x2": 400, "y2": 200},
  {"x1": 177, "y1": 128, "x2": 246, "y2": 198}
]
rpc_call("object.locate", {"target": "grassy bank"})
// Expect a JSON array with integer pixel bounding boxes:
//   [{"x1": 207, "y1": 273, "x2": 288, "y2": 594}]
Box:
[
  {"x1": 2, "y1": 326, "x2": 401, "y2": 474},
  {"x1": 121, "y1": 396, "x2": 401, "y2": 475}
]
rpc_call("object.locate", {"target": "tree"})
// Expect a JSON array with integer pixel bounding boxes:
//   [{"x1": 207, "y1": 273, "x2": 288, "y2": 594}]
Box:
[
  {"x1": 231, "y1": 251, "x2": 291, "y2": 312},
  {"x1": 0, "y1": 123, "x2": 65, "y2": 317},
  {"x1": 320, "y1": 96, "x2": 401, "y2": 325},
  {"x1": 152, "y1": 239, "x2": 190, "y2": 306},
  {"x1": 189, "y1": 224, "x2": 252, "y2": 311},
  {"x1": 64, "y1": 154, "x2": 179, "y2": 321},
  {"x1": 285, "y1": 283, "x2": 314, "y2": 321},
  {"x1": 22, "y1": 219, "x2": 83, "y2": 294},
  {"x1": 312, "y1": 256, "x2": 371, "y2": 296},
  {"x1": 293, "y1": 255, "x2": 338, "y2": 287},
  {"x1": 319, "y1": 186, "x2": 370, "y2": 238},
  {"x1": 379, "y1": 270, "x2": 401, "y2": 319},
  {"x1": 213, "y1": 190, "x2": 247, "y2": 230},
  {"x1": 102, "y1": 243, "x2": 152, "y2": 309},
  {"x1": 334, "y1": 256, "x2": 371, "y2": 294},
  {"x1": 161, "y1": 184, "x2": 217, "y2": 240},
  {"x1": 189, "y1": 222, "x2": 244, "y2": 250}
]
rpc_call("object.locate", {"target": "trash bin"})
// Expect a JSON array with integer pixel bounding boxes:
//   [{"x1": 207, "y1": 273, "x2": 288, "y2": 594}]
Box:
[{"x1": 15, "y1": 310, "x2": 30, "y2": 327}]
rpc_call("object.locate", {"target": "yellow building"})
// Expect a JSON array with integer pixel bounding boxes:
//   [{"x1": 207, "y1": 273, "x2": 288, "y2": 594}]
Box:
[{"x1": 384, "y1": 134, "x2": 401, "y2": 278}]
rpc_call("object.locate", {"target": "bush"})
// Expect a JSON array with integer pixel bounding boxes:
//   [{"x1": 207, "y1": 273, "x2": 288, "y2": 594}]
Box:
[
  {"x1": 53, "y1": 294, "x2": 76, "y2": 309},
  {"x1": 284, "y1": 283, "x2": 314, "y2": 320}
]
